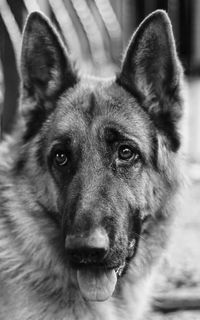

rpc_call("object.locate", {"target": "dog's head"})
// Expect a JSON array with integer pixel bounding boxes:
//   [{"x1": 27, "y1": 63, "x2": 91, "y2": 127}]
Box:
[{"x1": 16, "y1": 10, "x2": 183, "y2": 301}]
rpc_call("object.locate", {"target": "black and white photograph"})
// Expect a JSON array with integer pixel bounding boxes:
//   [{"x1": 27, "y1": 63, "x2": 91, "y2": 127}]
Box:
[{"x1": 0, "y1": 1, "x2": 200, "y2": 319}]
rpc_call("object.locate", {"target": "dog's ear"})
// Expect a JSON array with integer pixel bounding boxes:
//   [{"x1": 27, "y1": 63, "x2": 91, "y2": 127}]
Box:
[
  {"x1": 117, "y1": 10, "x2": 183, "y2": 150},
  {"x1": 21, "y1": 11, "x2": 77, "y2": 101}
]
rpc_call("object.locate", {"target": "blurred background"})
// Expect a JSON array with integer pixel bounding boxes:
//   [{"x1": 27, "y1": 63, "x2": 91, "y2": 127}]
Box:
[{"x1": 0, "y1": 0, "x2": 200, "y2": 319}]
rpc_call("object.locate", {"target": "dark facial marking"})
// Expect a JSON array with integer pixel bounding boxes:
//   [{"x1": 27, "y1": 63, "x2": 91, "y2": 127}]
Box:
[
  {"x1": 22, "y1": 103, "x2": 47, "y2": 142},
  {"x1": 104, "y1": 127, "x2": 127, "y2": 145},
  {"x1": 13, "y1": 157, "x2": 26, "y2": 174},
  {"x1": 87, "y1": 92, "x2": 97, "y2": 120}
]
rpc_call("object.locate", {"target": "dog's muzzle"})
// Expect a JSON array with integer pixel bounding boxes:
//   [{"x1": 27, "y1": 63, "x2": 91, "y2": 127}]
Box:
[{"x1": 65, "y1": 227, "x2": 118, "y2": 301}]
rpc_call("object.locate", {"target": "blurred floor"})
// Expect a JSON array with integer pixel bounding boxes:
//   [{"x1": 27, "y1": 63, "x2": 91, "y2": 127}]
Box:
[{"x1": 151, "y1": 311, "x2": 200, "y2": 320}]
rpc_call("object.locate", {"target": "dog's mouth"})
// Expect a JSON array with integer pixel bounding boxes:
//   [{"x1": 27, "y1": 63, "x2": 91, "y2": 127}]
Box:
[
  {"x1": 74, "y1": 262, "x2": 126, "y2": 301},
  {"x1": 65, "y1": 231, "x2": 138, "y2": 301},
  {"x1": 66, "y1": 238, "x2": 137, "y2": 301}
]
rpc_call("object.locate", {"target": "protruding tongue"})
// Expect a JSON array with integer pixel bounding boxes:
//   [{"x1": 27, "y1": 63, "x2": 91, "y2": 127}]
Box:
[{"x1": 77, "y1": 268, "x2": 117, "y2": 301}]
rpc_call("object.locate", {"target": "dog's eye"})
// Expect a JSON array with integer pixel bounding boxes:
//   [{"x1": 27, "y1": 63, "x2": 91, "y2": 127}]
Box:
[
  {"x1": 54, "y1": 150, "x2": 68, "y2": 167},
  {"x1": 118, "y1": 145, "x2": 140, "y2": 163}
]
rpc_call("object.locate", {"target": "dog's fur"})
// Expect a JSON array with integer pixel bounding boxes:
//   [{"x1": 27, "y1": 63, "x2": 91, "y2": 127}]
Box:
[{"x1": 0, "y1": 10, "x2": 184, "y2": 320}]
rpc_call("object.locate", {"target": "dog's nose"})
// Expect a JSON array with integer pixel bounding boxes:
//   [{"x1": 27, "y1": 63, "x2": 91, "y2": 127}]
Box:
[{"x1": 65, "y1": 227, "x2": 109, "y2": 264}]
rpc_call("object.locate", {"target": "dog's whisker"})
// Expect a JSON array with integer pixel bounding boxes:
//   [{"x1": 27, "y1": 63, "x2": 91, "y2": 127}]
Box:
[{"x1": 131, "y1": 232, "x2": 146, "y2": 242}]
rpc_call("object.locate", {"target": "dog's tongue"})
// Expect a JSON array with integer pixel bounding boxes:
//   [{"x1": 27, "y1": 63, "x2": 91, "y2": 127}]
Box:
[{"x1": 77, "y1": 268, "x2": 117, "y2": 301}]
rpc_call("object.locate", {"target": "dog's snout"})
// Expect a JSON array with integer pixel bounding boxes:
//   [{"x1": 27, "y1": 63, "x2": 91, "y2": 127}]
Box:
[{"x1": 65, "y1": 227, "x2": 109, "y2": 264}]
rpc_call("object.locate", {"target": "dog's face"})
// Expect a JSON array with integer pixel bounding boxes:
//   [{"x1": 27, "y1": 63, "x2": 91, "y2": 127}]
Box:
[
  {"x1": 17, "y1": 11, "x2": 183, "y2": 301},
  {"x1": 42, "y1": 84, "x2": 152, "y2": 300}
]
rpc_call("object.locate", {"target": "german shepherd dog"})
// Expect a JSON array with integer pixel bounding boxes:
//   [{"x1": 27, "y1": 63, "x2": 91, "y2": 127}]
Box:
[{"x1": 0, "y1": 10, "x2": 183, "y2": 320}]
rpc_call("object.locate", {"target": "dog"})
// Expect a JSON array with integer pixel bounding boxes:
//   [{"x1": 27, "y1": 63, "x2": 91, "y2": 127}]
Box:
[{"x1": 0, "y1": 9, "x2": 184, "y2": 320}]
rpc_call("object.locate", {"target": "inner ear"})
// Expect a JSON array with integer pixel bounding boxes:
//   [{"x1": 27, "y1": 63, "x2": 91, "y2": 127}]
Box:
[{"x1": 21, "y1": 11, "x2": 77, "y2": 101}]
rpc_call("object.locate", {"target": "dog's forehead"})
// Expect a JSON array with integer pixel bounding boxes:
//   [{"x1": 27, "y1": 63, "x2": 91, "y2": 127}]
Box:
[{"x1": 51, "y1": 80, "x2": 153, "y2": 150}]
